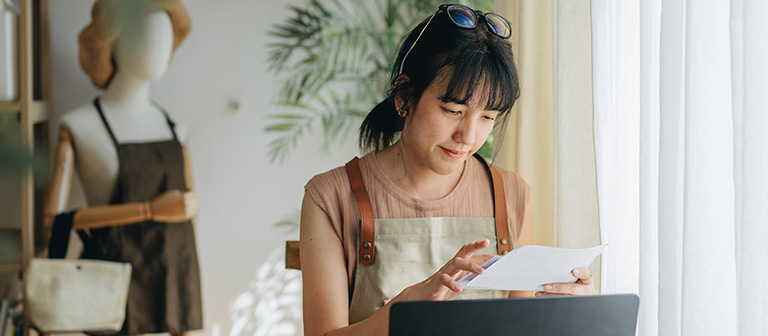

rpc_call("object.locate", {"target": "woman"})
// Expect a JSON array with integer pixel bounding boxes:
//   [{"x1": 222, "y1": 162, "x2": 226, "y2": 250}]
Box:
[{"x1": 300, "y1": 5, "x2": 595, "y2": 335}]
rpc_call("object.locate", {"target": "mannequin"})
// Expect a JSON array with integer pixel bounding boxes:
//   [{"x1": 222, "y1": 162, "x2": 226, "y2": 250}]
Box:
[
  {"x1": 45, "y1": 4, "x2": 201, "y2": 336},
  {"x1": 46, "y1": 12, "x2": 195, "y2": 229}
]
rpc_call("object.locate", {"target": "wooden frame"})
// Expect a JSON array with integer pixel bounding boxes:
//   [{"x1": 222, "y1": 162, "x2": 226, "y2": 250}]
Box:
[{"x1": 0, "y1": 1, "x2": 50, "y2": 336}]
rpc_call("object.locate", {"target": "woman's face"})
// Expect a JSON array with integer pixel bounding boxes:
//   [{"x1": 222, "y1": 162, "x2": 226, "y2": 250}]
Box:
[{"x1": 400, "y1": 74, "x2": 500, "y2": 176}]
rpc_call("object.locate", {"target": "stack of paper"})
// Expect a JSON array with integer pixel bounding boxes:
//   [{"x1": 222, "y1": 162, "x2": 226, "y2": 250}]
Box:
[{"x1": 457, "y1": 244, "x2": 607, "y2": 291}]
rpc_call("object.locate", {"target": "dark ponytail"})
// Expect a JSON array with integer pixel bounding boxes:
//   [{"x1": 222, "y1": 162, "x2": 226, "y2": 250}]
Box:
[{"x1": 359, "y1": 97, "x2": 403, "y2": 152}]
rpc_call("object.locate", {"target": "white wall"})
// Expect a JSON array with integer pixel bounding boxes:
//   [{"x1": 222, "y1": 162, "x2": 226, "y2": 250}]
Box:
[{"x1": 49, "y1": 1, "x2": 360, "y2": 335}]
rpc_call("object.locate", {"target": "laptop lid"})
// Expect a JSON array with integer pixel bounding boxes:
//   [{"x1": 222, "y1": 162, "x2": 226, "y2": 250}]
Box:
[{"x1": 389, "y1": 294, "x2": 639, "y2": 336}]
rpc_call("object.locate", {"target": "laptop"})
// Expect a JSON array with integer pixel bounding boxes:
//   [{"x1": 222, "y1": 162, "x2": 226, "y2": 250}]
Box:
[{"x1": 389, "y1": 294, "x2": 639, "y2": 336}]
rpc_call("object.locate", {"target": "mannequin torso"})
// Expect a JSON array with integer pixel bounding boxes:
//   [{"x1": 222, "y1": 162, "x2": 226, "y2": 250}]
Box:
[
  {"x1": 60, "y1": 101, "x2": 187, "y2": 206},
  {"x1": 59, "y1": 11, "x2": 186, "y2": 206}
]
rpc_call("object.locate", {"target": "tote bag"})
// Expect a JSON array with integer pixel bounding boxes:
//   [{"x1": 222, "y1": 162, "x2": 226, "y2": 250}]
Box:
[
  {"x1": 24, "y1": 211, "x2": 132, "y2": 333},
  {"x1": 25, "y1": 258, "x2": 132, "y2": 332}
]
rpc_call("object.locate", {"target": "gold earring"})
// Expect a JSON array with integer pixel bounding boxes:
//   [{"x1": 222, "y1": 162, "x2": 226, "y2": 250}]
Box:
[{"x1": 397, "y1": 108, "x2": 408, "y2": 118}]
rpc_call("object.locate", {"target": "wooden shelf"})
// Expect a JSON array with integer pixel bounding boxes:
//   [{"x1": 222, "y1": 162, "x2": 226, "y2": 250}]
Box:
[
  {"x1": 2, "y1": 1, "x2": 50, "y2": 335},
  {"x1": 1, "y1": 1, "x2": 51, "y2": 278},
  {"x1": 0, "y1": 102, "x2": 21, "y2": 113},
  {"x1": 0, "y1": 101, "x2": 48, "y2": 123}
]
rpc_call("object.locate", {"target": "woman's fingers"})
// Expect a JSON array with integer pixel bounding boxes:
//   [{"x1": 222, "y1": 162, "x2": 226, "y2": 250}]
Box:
[
  {"x1": 538, "y1": 281, "x2": 597, "y2": 296},
  {"x1": 454, "y1": 239, "x2": 490, "y2": 259},
  {"x1": 572, "y1": 267, "x2": 593, "y2": 284},
  {"x1": 541, "y1": 266, "x2": 596, "y2": 296},
  {"x1": 442, "y1": 256, "x2": 484, "y2": 276},
  {"x1": 440, "y1": 239, "x2": 490, "y2": 276},
  {"x1": 542, "y1": 283, "x2": 576, "y2": 295},
  {"x1": 536, "y1": 267, "x2": 596, "y2": 296},
  {"x1": 408, "y1": 240, "x2": 492, "y2": 301},
  {"x1": 440, "y1": 273, "x2": 462, "y2": 292}
]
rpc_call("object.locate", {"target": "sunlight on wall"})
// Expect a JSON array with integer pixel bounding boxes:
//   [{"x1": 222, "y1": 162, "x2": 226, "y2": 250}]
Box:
[{"x1": 225, "y1": 248, "x2": 303, "y2": 336}]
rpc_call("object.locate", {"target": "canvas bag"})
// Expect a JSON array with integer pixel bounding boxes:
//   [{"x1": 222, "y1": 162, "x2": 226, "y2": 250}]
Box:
[{"x1": 24, "y1": 211, "x2": 132, "y2": 333}]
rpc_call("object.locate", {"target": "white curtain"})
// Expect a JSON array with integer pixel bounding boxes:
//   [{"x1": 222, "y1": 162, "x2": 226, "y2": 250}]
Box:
[
  {"x1": 495, "y1": 0, "x2": 602, "y2": 275},
  {"x1": 592, "y1": 0, "x2": 768, "y2": 335}
]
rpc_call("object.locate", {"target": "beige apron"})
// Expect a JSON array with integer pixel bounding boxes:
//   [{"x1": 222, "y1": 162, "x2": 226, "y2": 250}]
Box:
[{"x1": 345, "y1": 154, "x2": 514, "y2": 324}]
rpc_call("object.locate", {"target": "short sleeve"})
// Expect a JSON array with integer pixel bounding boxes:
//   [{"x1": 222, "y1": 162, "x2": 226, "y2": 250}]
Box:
[{"x1": 304, "y1": 166, "x2": 353, "y2": 242}]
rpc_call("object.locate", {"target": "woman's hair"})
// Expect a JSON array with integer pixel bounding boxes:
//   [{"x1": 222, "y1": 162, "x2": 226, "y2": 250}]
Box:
[{"x1": 359, "y1": 9, "x2": 520, "y2": 152}]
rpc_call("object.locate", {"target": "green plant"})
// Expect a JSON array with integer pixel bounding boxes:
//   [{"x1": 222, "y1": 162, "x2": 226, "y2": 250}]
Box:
[{"x1": 265, "y1": 0, "x2": 494, "y2": 163}]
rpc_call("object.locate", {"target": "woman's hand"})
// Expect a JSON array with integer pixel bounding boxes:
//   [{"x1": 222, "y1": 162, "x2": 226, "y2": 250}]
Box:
[
  {"x1": 401, "y1": 239, "x2": 492, "y2": 302},
  {"x1": 150, "y1": 190, "x2": 197, "y2": 222},
  {"x1": 536, "y1": 267, "x2": 597, "y2": 297}
]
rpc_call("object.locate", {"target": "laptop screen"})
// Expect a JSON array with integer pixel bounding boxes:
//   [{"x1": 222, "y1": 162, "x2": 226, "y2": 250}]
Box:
[{"x1": 389, "y1": 294, "x2": 639, "y2": 336}]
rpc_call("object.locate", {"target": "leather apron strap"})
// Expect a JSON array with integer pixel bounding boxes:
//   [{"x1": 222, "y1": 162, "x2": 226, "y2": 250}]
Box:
[
  {"x1": 345, "y1": 157, "x2": 376, "y2": 266},
  {"x1": 475, "y1": 154, "x2": 512, "y2": 255},
  {"x1": 345, "y1": 154, "x2": 511, "y2": 266}
]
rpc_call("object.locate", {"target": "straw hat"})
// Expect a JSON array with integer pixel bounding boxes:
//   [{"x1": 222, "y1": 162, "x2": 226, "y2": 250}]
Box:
[{"x1": 78, "y1": 0, "x2": 191, "y2": 88}]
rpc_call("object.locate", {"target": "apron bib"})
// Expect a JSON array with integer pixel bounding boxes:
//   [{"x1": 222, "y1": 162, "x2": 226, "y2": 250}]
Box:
[
  {"x1": 91, "y1": 98, "x2": 203, "y2": 335},
  {"x1": 345, "y1": 154, "x2": 513, "y2": 324}
]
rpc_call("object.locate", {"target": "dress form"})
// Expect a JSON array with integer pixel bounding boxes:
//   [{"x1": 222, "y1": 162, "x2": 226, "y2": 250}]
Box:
[
  {"x1": 44, "y1": 9, "x2": 202, "y2": 335},
  {"x1": 46, "y1": 11, "x2": 194, "y2": 230},
  {"x1": 60, "y1": 11, "x2": 185, "y2": 205}
]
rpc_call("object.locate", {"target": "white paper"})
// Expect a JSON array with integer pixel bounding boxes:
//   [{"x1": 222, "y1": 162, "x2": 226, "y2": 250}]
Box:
[{"x1": 457, "y1": 244, "x2": 607, "y2": 291}]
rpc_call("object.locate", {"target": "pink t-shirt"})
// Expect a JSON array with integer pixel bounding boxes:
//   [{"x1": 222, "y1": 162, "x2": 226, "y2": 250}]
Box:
[{"x1": 304, "y1": 152, "x2": 532, "y2": 294}]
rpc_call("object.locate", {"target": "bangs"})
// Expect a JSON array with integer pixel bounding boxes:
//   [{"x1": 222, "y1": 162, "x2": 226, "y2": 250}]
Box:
[{"x1": 438, "y1": 48, "x2": 519, "y2": 112}]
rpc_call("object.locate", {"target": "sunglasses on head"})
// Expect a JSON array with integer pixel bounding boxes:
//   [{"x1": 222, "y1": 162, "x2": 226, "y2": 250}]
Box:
[{"x1": 398, "y1": 4, "x2": 512, "y2": 75}]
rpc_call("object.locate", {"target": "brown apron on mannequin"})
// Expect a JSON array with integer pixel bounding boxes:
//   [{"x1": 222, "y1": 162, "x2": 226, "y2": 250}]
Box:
[
  {"x1": 91, "y1": 98, "x2": 203, "y2": 335},
  {"x1": 345, "y1": 154, "x2": 513, "y2": 324}
]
